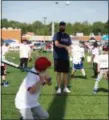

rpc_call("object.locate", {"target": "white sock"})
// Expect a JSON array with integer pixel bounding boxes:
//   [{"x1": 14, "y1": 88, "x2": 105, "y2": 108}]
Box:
[
  {"x1": 81, "y1": 69, "x2": 86, "y2": 76},
  {"x1": 94, "y1": 80, "x2": 99, "y2": 90},
  {"x1": 94, "y1": 74, "x2": 101, "y2": 90}
]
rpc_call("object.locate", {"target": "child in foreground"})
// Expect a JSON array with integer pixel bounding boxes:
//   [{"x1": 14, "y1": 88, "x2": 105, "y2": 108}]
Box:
[{"x1": 15, "y1": 57, "x2": 52, "y2": 119}]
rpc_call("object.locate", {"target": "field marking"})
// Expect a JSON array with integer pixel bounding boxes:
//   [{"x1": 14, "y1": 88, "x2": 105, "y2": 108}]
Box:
[{"x1": 2, "y1": 93, "x2": 108, "y2": 96}]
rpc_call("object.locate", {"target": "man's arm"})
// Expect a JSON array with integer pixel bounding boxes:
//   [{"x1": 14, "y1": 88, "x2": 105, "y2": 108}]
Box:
[
  {"x1": 97, "y1": 63, "x2": 100, "y2": 74},
  {"x1": 68, "y1": 45, "x2": 72, "y2": 56},
  {"x1": 55, "y1": 40, "x2": 67, "y2": 49},
  {"x1": 28, "y1": 47, "x2": 32, "y2": 60},
  {"x1": 55, "y1": 40, "x2": 69, "y2": 52},
  {"x1": 91, "y1": 54, "x2": 95, "y2": 62},
  {"x1": 68, "y1": 36, "x2": 72, "y2": 55},
  {"x1": 28, "y1": 50, "x2": 31, "y2": 59}
]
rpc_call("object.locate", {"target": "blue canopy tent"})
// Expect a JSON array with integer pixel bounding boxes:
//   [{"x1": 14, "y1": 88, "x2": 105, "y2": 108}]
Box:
[
  {"x1": 102, "y1": 35, "x2": 108, "y2": 41},
  {"x1": 4, "y1": 39, "x2": 16, "y2": 45},
  {"x1": 101, "y1": 35, "x2": 109, "y2": 45}
]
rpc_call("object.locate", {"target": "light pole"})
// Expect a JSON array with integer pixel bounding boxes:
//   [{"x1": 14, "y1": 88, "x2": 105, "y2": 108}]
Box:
[
  {"x1": 43, "y1": 17, "x2": 47, "y2": 43},
  {"x1": 52, "y1": 2, "x2": 70, "y2": 40},
  {"x1": 52, "y1": 1, "x2": 68, "y2": 38},
  {"x1": 52, "y1": 21, "x2": 55, "y2": 38}
]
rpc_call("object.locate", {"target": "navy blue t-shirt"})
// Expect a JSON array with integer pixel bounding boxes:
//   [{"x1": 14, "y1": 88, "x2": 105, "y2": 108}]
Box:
[{"x1": 53, "y1": 32, "x2": 72, "y2": 60}]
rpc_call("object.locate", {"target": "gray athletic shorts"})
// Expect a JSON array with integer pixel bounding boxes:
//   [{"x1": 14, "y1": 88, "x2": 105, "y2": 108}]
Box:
[{"x1": 18, "y1": 105, "x2": 49, "y2": 119}]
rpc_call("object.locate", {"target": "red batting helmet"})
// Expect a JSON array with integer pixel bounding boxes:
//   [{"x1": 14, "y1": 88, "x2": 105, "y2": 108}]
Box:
[{"x1": 35, "y1": 57, "x2": 51, "y2": 72}]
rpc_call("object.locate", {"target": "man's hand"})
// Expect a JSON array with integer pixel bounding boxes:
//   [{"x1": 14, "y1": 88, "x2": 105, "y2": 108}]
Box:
[
  {"x1": 97, "y1": 69, "x2": 100, "y2": 74},
  {"x1": 29, "y1": 57, "x2": 32, "y2": 62},
  {"x1": 65, "y1": 46, "x2": 71, "y2": 54},
  {"x1": 104, "y1": 72, "x2": 109, "y2": 80},
  {"x1": 55, "y1": 41, "x2": 68, "y2": 50}
]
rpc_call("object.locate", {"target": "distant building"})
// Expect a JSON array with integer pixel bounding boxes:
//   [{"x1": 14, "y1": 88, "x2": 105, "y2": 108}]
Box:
[
  {"x1": 71, "y1": 36, "x2": 101, "y2": 42},
  {"x1": 0, "y1": 27, "x2": 21, "y2": 43},
  {"x1": 76, "y1": 32, "x2": 84, "y2": 36},
  {"x1": 22, "y1": 32, "x2": 52, "y2": 42}
]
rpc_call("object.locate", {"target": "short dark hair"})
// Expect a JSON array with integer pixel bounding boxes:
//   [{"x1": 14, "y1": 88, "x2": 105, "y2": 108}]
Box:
[
  {"x1": 93, "y1": 42, "x2": 98, "y2": 47},
  {"x1": 59, "y1": 21, "x2": 66, "y2": 26},
  {"x1": 103, "y1": 45, "x2": 109, "y2": 51}
]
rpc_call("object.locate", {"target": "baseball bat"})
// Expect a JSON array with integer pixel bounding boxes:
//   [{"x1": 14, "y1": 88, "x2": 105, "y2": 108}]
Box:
[
  {"x1": 2, "y1": 60, "x2": 39, "y2": 75},
  {"x1": 2, "y1": 60, "x2": 52, "y2": 85}
]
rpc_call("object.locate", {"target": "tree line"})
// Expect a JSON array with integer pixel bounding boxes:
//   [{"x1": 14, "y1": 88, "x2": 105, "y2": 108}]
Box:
[{"x1": 1, "y1": 18, "x2": 108, "y2": 36}]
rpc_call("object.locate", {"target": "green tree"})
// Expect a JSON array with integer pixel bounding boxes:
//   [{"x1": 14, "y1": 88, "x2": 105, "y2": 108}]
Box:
[
  {"x1": 1, "y1": 18, "x2": 9, "y2": 28},
  {"x1": 82, "y1": 21, "x2": 92, "y2": 35},
  {"x1": 1, "y1": 18, "x2": 108, "y2": 35},
  {"x1": 66, "y1": 22, "x2": 73, "y2": 35},
  {"x1": 72, "y1": 22, "x2": 83, "y2": 35},
  {"x1": 92, "y1": 21, "x2": 105, "y2": 35}
]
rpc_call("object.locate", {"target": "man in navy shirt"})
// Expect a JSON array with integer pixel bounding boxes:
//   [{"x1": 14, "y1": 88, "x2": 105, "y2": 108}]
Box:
[{"x1": 53, "y1": 21, "x2": 72, "y2": 94}]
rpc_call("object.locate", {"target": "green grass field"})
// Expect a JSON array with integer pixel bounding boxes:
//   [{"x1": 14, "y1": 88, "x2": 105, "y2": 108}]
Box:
[{"x1": 2, "y1": 51, "x2": 108, "y2": 119}]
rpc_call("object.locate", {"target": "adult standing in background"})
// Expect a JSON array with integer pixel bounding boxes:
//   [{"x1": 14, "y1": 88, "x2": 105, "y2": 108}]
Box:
[
  {"x1": 19, "y1": 39, "x2": 31, "y2": 68},
  {"x1": 53, "y1": 21, "x2": 72, "y2": 94}
]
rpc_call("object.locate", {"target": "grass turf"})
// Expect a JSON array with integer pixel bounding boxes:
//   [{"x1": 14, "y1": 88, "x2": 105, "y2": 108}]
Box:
[{"x1": 1, "y1": 51, "x2": 108, "y2": 119}]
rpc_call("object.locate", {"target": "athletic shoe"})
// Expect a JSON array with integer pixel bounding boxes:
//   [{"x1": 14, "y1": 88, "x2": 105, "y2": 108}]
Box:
[
  {"x1": 4, "y1": 81, "x2": 9, "y2": 87},
  {"x1": 92, "y1": 75, "x2": 97, "y2": 79},
  {"x1": 83, "y1": 76, "x2": 87, "y2": 79},
  {"x1": 1, "y1": 82, "x2": 4, "y2": 86},
  {"x1": 71, "y1": 74, "x2": 74, "y2": 78},
  {"x1": 20, "y1": 116, "x2": 23, "y2": 120},
  {"x1": 93, "y1": 89, "x2": 97, "y2": 94},
  {"x1": 56, "y1": 88, "x2": 61, "y2": 94},
  {"x1": 63, "y1": 87, "x2": 71, "y2": 93}
]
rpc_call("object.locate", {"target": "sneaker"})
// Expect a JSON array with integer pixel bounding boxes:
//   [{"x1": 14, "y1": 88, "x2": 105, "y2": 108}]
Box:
[
  {"x1": 92, "y1": 75, "x2": 97, "y2": 79},
  {"x1": 71, "y1": 74, "x2": 74, "y2": 78},
  {"x1": 93, "y1": 89, "x2": 97, "y2": 94},
  {"x1": 63, "y1": 87, "x2": 71, "y2": 93},
  {"x1": 4, "y1": 81, "x2": 9, "y2": 87},
  {"x1": 83, "y1": 76, "x2": 87, "y2": 79},
  {"x1": 56, "y1": 88, "x2": 61, "y2": 94},
  {"x1": 1, "y1": 82, "x2": 4, "y2": 86},
  {"x1": 20, "y1": 116, "x2": 23, "y2": 120}
]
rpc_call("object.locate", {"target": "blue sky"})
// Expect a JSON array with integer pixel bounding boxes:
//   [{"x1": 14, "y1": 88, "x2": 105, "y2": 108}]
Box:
[{"x1": 2, "y1": 1, "x2": 108, "y2": 24}]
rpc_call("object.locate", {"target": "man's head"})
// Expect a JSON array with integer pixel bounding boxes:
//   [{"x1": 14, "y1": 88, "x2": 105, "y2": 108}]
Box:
[
  {"x1": 59, "y1": 21, "x2": 66, "y2": 32},
  {"x1": 102, "y1": 44, "x2": 109, "y2": 53},
  {"x1": 93, "y1": 42, "x2": 98, "y2": 48},
  {"x1": 22, "y1": 39, "x2": 28, "y2": 44},
  {"x1": 79, "y1": 41, "x2": 84, "y2": 48}
]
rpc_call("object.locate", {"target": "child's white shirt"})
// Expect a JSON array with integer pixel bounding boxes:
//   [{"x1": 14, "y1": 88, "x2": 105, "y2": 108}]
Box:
[
  {"x1": 92, "y1": 47, "x2": 99, "y2": 63},
  {"x1": 80, "y1": 47, "x2": 85, "y2": 58},
  {"x1": 71, "y1": 45, "x2": 82, "y2": 64},
  {"x1": 89, "y1": 45, "x2": 93, "y2": 52},
  {"x1": 2, "y1": 46, "x2": 9, "y2": 56},
  {"x1": 0, "y1": 46, "x2": 8, "y2": 66},
  {"x1": 19, "y1": 44, "x2": 31, "y2": 58},
  {"x1": 96, "y1": 54, "x2": 108, "y2": 69},
  {"x1": 15, "y1": 67, "x2": 40, "y2": 109}
]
